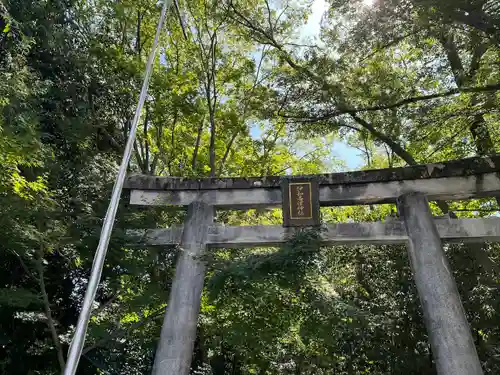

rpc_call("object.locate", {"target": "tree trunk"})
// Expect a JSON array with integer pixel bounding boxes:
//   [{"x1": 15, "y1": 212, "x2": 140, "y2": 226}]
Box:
[
  {"x1": 439, "y1": 32, "x2": 496, "y2": 157},
  {"x1": 36, "y1": 248, "x2": 66, "y2": 373},
  {"x1": 470, "y1": 112, "x2": 495, "y2": 156},
  {"x1": 208, "y1": 108, "x2": 216, "y2": 177},
  {"x1": 192, "y1": 120, "x2": 204, "y2": 171}
]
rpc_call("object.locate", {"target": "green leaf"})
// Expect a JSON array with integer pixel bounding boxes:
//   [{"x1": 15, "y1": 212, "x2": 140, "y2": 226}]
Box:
[{"x1": 0, "y1": 288, "x2": 41, "y2": 308}]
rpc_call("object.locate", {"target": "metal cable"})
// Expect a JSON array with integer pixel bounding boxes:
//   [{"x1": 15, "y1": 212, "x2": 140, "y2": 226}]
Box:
[{"x1": 63, "y1": 1, "x2": 173, "y2": 373}]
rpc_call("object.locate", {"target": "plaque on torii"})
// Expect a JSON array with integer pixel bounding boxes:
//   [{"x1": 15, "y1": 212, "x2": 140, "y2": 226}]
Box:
[{"x1": 281, "y1": 179, "x2": 320, "y2": 227}]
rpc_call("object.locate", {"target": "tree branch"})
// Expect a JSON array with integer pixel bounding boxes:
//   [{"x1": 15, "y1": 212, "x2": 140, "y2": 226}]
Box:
[
  {"x1": 275, "y1": 147, "x2": 323, "y2": 174},
  {"x1": 143, "y1": 104, "x2": 150, "y2": 174},
  {"x1": 133, "y1": 140, "x2": 144, "y2": 172},
  {"x1": 92, "y1": 294, "x2": 119, "y2": 319},
  {"x1": 192, "y1": 115, "x2": 205, "y2": 171},
  {"x1": 208, "y1": 32, "x2": 218, "y2": 177},
  {"x1": 453, "y1": 208, "x2": 500, "y2": 213},
  {"x1": 468, "y1": 33, "x2": 488, "y2": 79},
  {"x1": 361, "y1": 29, "x2": 421, "y2": 62},
  {"x1": 151, "y1": 118, "x2": 165, "y2": 175},
  {"x1": 349, "y1": 115, "x2": 453, "y2": 216},
  {"x1": 228, "y1": 0, "x2": 458, "y2": 215},
  {"x1": 264, "y1": 0, "x2": 274, "y2": 37},
  {"x1": 10, "y1": 250, "x2": 38, "y2": 282},
  {"x1": 219, "y1": 131, "x2": 239, "y2": 172},
  {"x1": 174, "y1": 0, "x2": 188, "y2": 40},
  {"x1": 82, "y1": 309, "x2": 164, "y2": 355},
  {"x1": 448, "y1": 9, "x2": 500, "y2": 43},
  {"x1": 327, "y1": 83, "x2": 500, "y2": 115},
  {"x1": 168, "y1": 111, "x2": 178, "y2": 176},
  {"x1": 36, "y1": 247, "x2": 66, "y2": 373},
  {"x1": 438, "y1": 31, "x2": 466, "y2": 87}
]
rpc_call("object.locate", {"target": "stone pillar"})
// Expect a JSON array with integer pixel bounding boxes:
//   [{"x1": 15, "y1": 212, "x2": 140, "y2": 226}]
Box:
[
  {"x1": 152, "y1": 201, "x2": 213, "y2": 375},
  {"x1": 398, "y1": 192, "x2": 483, "y2": 375}
]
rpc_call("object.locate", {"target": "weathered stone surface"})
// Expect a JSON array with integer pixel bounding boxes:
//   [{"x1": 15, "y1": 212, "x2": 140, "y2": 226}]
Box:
[
  {"x1": 128, "y1": 217, "x2": 500, "y2": 247},
  {"x1": 398, "y1": 193, "x2": 483, "y2": 375},
  {"x1": 151, "y1": 202, "x2": 213, "y2": 375},
  {"x1": 124, "y1": 155, "x2": 500, "y2": 191},
  {"x1": 129, "y1": 172, "x2": 500, "y2": 208}
]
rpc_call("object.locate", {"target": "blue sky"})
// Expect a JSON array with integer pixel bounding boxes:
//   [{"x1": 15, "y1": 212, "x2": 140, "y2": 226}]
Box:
[
  {"x1": 331, "y1": 141, "x2": 363, "y2": 169},
  {"x1": 249, "y1": 0, "x2": 364, "y2": 171},
  {"x1": 301, "y1": 0, "x2": 364, "y2": 169},
  {"x1": 301, "y1": 0, "x2": 327, "y2": 39},
  {"x1": 249, "y1": 123, "x2": 363, "y2": 171}
]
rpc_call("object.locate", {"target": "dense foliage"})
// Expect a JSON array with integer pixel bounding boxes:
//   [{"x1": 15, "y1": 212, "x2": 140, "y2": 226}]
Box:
[{"x1": 0, "y1": 0, "x2": 499, "y2": 374}]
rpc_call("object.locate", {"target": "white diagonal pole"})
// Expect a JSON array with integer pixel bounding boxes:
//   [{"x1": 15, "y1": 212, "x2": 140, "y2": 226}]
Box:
[{"x1": 63, "y1": 1, "x2": 173, "y2": 373}]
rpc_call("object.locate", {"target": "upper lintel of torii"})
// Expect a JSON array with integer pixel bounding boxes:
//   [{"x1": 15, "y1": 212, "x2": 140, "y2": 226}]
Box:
[
  {"x1": 125, "y1": 155, "x2": 500, "y2": 209},
  {"x1": 124, "y1": 155, "x2": 500, "y2": 208},
  {"x1": 126, "y1": 155, "x2": 500, "y2": 191}
]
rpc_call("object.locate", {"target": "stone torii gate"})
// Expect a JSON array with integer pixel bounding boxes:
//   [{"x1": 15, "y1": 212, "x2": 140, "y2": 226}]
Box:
[{"x1": 125, "y1": 156, "x2": 500, "y2": 375}]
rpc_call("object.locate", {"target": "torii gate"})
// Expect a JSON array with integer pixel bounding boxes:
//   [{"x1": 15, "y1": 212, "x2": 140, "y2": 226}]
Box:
[{"x1": 125, "y1": 155, "x2": 500, "y2": 375}]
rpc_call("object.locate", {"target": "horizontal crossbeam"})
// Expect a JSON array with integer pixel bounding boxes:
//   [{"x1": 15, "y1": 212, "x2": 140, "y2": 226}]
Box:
[
  {"x1": 129, "y1": 173, "x2": 500, "y2": 208},
  {"x1": 128, "y1": 217, "x2": 500, "y2": 247},
  {"x1": 125, "y1": 155, "x2": 500, "y2": 191}
]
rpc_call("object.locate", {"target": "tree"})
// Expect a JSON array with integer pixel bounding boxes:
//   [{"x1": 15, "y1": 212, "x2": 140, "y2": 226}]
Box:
[{"x1": 1, "y1": 0, "x2": 499, "y2": 374}]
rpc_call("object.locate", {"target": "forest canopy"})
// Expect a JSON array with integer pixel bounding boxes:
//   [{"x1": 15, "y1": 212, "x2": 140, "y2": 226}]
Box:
[{"x1": 0, "y1": 0, "x2": 499, "y2": 374}]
